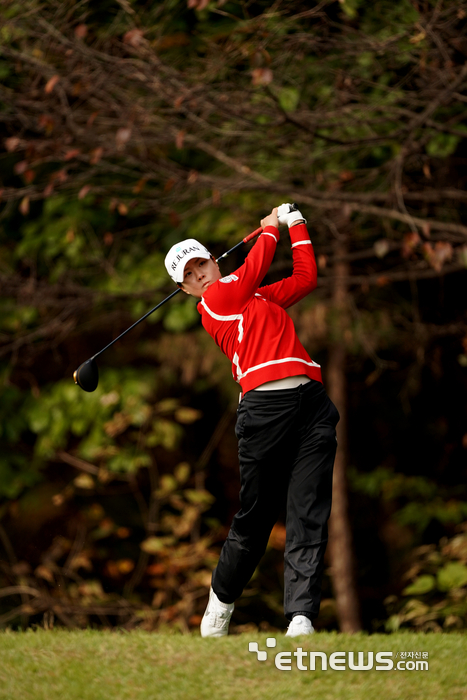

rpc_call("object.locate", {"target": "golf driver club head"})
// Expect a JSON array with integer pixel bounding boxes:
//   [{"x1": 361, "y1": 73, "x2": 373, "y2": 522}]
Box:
[{"x1": 73, "y1": 358, "x2": 99, "y2": 392}]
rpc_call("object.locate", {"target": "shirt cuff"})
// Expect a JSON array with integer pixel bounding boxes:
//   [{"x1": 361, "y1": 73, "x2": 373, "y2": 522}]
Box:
[
  {"x1": 289, "y1": 223, "x2": 310, "y2": 247},
  {"x1": 261, "y1": 225, "x2": 280, "y2": 243}
]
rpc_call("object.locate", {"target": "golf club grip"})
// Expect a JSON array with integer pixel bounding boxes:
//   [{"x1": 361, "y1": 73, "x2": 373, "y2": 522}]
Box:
[
  {"x1": 216, "y1": 226, "x2": 263, "y2": 263},
  {"x1": 243, "y1": 226, "x2": 263, "y2": 243}
]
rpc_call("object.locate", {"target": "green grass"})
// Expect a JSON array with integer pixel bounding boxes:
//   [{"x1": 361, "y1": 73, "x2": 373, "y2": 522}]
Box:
[{"x1": 0, "y1": 629, "x2": 466, "y2": 700}]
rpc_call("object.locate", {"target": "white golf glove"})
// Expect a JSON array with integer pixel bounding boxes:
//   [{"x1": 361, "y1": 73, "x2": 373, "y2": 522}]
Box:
[{"x1": 277, "y1": 203, "x2": 307, "y2": 227}]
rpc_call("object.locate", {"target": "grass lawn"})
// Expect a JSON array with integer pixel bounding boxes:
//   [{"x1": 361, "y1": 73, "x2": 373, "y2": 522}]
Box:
[{"x1": 0, "y1": 629, "x2": 466, "y2": 700}]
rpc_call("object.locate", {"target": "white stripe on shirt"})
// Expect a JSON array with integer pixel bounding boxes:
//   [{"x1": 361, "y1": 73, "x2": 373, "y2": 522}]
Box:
[
  {"x1": 261, "y1": 232, "x2": 278, "y2": 243},
  {"x1": 237, "y1": 356, "x2": 321, "y2": 380},
  {"x1": 232, "y1": 352, "x2": 243, "y2": 379},
  {"x1": 200, "y1": 298, "x2": 244, "y2": 342}
]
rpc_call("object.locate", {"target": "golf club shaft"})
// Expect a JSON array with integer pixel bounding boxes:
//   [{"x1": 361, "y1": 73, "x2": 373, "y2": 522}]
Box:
[
  {"x1": 216, "y1": 226, "x2": 262, "y2": 262},
  {"x1": 91, "y1": 287, "x2": 181, "y2": 361},
  {"x1": 90, "y1": 226, "x2": 263, "y2": 361}
]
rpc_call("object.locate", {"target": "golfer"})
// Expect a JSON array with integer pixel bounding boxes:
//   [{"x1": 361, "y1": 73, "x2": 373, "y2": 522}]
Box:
[{"x1": 164, "y1": 204, "x2": 339, "y2": 637}]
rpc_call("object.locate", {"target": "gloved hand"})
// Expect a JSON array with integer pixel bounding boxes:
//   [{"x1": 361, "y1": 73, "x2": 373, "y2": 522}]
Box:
[{"x1": 277, "y1": 203, "x2": 307, "y2": 227}]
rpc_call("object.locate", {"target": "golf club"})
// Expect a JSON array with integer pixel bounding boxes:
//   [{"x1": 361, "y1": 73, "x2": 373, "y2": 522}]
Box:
[{"x1": 73, "y1": 225, "x2": 263, "y2": 392}]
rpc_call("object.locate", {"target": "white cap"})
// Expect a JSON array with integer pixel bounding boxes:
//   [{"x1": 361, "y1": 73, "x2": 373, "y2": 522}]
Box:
[{"x1": 164, "y1": 238, "x2": 212, "y2": 283}]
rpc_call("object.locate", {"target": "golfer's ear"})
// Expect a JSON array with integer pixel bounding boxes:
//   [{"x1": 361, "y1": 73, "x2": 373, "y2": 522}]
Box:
[{"x1": 178, "y1": 283, "x2": 190, "y2": 295}]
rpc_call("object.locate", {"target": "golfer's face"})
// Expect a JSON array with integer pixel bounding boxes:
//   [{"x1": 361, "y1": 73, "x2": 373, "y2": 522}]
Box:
[{"x1": 182, "y1": 257, "x2": 221, "y2": 297}]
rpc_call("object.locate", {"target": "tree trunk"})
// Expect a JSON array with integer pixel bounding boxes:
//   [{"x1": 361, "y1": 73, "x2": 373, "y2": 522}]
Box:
[{"x1": 326, "y1": 231, "x2": 362, "y2": 633}]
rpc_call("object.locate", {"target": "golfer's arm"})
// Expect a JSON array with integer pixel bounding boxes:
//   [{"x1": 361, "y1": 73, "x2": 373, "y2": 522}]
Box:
[
  {"x1": 258, "y1": 223, "x2": 317, "y2": 308},
  {"x1": 212, "y1": 226, "x2": 278, "y2": 312}
]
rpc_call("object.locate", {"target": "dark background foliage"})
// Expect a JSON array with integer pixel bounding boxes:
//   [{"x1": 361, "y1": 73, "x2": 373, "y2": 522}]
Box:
[{"x1": 0, "y1": 0, "x2": 466, "y2": 633}]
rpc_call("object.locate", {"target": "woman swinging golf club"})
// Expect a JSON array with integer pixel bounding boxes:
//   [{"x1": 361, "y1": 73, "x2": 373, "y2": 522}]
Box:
[{"x1": 164, "y1": 204, "x2": 339, "y2": 637}]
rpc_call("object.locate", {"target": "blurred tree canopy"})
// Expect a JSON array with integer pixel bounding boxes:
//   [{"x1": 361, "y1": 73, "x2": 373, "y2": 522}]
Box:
[{"x1": 0, "y1": 0, "x2": 466, "y2": 632}]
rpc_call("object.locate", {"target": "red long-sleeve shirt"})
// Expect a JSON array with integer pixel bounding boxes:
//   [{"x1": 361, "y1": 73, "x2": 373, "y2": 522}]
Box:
[{"x1": 197, "y1": 223, "x2": 322, "y2": 394}]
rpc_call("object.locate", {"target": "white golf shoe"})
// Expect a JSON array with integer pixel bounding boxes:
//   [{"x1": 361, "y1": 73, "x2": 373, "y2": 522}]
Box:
[
  {"x1": 200, "y1": 587, "x2": 235, "y2": 638},
  {"x1": 285, "y1": 615, "x2": 314, "y2": 637}
]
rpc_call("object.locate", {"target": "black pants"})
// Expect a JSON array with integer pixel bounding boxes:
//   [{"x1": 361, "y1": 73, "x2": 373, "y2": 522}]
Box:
[{"x1": 212, "y1": 379, "x2": 339, "y2": 621}]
